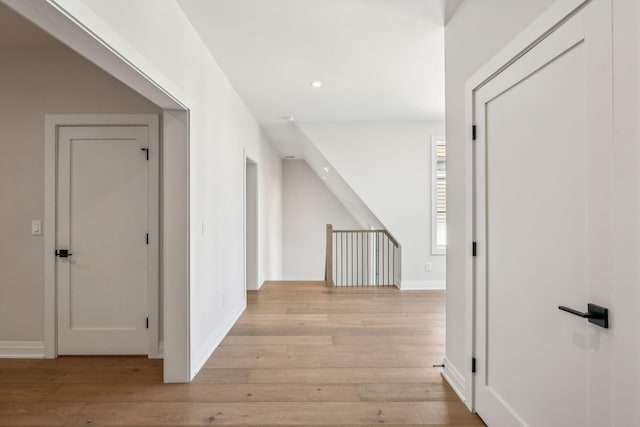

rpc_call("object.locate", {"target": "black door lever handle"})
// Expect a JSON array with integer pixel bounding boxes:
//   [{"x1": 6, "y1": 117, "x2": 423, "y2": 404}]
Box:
[
  {"x1": 558, "y1": 306, "x2": 593, "y2": 318},
  {"x1": 558, "y1": 303, "x2": 609, "y2": 329},
  {"x1": 55, "y1": 249, "x2": 72, "y2": 258}
]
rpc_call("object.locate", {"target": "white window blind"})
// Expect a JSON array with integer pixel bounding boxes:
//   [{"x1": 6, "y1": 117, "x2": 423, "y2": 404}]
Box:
[{"x1": 432, "y1": 137, "x2": 447, "y2": 254}]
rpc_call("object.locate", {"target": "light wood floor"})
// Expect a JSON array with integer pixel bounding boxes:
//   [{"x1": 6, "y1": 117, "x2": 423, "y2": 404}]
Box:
[{"x1": 0, "y1": 281, "x2": 484, "y2": 426}]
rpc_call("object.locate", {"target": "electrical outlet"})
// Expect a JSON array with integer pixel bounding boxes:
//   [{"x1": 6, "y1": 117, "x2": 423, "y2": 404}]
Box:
[{"x1": 425, "y1": 262, "x2": 432, "y2": 272}]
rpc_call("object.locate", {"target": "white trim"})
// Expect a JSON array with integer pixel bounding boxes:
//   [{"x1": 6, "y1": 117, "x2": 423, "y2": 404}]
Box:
[
  {"x1": 161, "y1": 109, "x2": 191, "y2": 383},
  {"x1": 463, "y1": 0, "x2": 591, "y2": 412},
  {"x1": 243, "y1": 148, "x2": 247, "y2": 302},
  {"x1": 243, "y1": 152, "x2": 259, "y2": 294},
  {"x1": 399, "y1": 280, "x2": 445, "y2": 290},
  {"x1": 0, "y1": 341, "x2": 45, "y2": 359},
  {"x1": 44, "y1": 114, "x2": 160, "y2": 359},
  {"x1": 2, "y1": 0, "x2": 190, "y2": 110},
  {"x1": 442, "y1": 357, "x2": 466, "y2": 403},
  {"x1": 466, "y1": 0, "x2": 589, "y2": 93},
  {"x1": 158, "y1": 341, "x2": 165, "y2": 359},
  {"x1": 190, "y1": 302, "x2": 246, "y2": 379}
]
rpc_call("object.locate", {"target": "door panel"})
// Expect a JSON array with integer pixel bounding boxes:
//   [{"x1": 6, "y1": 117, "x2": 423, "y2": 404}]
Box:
[
  {"x1": 57, "y1": 126, "x2": 149, "y2": 355},
  {"x1": 473, "y1": 1, "x2": 613, "y2": 425}
]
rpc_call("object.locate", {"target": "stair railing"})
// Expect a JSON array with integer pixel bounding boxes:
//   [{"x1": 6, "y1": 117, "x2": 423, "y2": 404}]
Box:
[{"x1": 325, "y1": 224, "x2": 401, "y2": 287}]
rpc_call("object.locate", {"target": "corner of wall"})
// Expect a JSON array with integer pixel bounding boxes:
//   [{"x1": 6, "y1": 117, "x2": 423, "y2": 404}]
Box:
[
  {"x1": 442, "y1": 356, "x2": 469, "y2": 409},
  {"x1": 190, "y1": 301, "x2": 246, "y2": 379}
]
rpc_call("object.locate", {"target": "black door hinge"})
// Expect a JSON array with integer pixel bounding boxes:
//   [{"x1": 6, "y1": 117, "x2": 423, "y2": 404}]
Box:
[
  {"x1": 146, "y1": 317, "x2": 149, "y2": 329},
  {"x1": 472, "y1": 125, "x2": 477, "y2": 141},
  {"x1": 141, "y1": 147, "x2": 149, "y2": 160},
  {"x1": 472, "y1": 241, "x2": 477, "y2": 257},
  {"x1": 472, "y1": 357, "x2": 476, "y2": 373},
  {"x1": 146, "y1": 233, "x2": 149, "y2": 245}
]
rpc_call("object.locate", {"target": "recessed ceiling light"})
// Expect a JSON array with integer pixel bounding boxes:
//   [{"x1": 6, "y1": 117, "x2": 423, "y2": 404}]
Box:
[
  {"x1": 321, "y1": 175, "x2": 327, "y2": 181},
  {"x1": 311, "y1": 81, "x2": 323, "y2": 88},
  {"x1": 281, "y1": 115, "x2": 295, "y2": 122},
  {"x1": 323, "y1": 166, "x2": 329, "y2": 173}
]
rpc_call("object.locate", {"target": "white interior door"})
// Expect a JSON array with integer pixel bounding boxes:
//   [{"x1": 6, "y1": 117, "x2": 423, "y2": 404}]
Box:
[
  {"x1": 473, "y1": 1, "x2": 612, "y2": 425},
  {"x1": 56, "y1": 126, "x2": 149, "y2": 355}
]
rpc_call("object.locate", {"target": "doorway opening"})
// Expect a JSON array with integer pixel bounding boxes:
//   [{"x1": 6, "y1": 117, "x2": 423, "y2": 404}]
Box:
[{"x1": 245, "y1": 156, "x2": 258, "y2": 294}]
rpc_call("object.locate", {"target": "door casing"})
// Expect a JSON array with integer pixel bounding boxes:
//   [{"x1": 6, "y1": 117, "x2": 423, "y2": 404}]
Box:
[
  {"x1": 244, "y1": 152, "x2": 259, "y2": 294},
  {"x1": 44, "y1": 114, "x2": 160, "y2": 358}
]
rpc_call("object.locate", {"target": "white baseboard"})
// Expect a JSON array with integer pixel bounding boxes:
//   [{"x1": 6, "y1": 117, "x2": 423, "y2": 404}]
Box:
[
  {"x1": 400, "y1": 280, "x2": 445, "y2": 290},
  {"x1": 0, "y1": 341, "x2": 45, "y2": 358},
  {"x1": 442, "y1": 356, "x2": 466, "y2": 404},
  {"x1": 190, "y1": 302, "x2": 246, "y2": 379},
  {"x1": 157, "y1": 340, "x2": 164, "y2": 359},
  {"x1": 247, "y1": 280, "x2": 265, "y2": 291}
]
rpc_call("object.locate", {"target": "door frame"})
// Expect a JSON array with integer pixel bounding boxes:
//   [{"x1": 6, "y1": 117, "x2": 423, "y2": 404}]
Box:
[
  {"x1": 243, "y1": 151, "x2": 259, "y2": 294},
  {"x1": 459, "y1": 0, "x2": 593, "y2": 411},
  {"x1": 44, "y1": 114, "x2": 160, "y2": 358}
]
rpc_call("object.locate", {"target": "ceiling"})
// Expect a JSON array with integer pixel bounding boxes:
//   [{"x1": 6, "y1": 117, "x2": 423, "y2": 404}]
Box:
[
  {"x1": 1, "y1": 0, "x2": 456, "y2": 157},
  {"x1": 178, "y1": 0, "x2": 452, "y2": 156}
]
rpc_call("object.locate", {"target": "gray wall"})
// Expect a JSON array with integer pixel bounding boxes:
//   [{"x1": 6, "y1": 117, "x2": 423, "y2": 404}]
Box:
[
  {"x1": 282, "y1": 160, "x2": 360, "y2": 280},
  {"x1": 0, "y1": 47, "x2": 161, "y2": 341}
]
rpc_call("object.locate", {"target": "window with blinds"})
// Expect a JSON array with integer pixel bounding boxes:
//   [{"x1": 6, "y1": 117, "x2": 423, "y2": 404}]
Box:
[{"x1": 431, "y1": 137, "x2": 446, "y2": 254}]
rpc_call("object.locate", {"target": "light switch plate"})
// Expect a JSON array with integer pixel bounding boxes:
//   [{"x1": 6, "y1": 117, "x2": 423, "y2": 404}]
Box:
[{"x1": 31, "y1": 220, "x2": 42, "y2": 236}]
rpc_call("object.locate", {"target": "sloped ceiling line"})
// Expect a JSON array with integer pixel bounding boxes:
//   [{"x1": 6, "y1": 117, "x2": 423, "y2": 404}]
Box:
[{"x1": 292, "y1": 123, "x2": 385, "y2": 231}]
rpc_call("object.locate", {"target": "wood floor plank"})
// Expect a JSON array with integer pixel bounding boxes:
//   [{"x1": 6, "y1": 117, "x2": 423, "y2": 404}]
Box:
[
  {"x1": 327, "y1": 313, "x2": 445, "y2": 322},
  {"x1": 227, "y1": 326, "x2": 439, "y2": 336},
  {"x1": 0, "y1": 281, "x2": 482, "y2": 426},
  {"x1": 416, "y1": 402, "x2": 486, "y2": 425},
  {"x1": 358, "y1": 383, "x2": 459, "y2": 402},
  {"x1": 190, "y1": 369, "x2": 250, "y2": 384},
  {"x1": 220, "y1": 336, "x2": 333, "y2": 346},
  {"x1": 211, "y1": 345, "x2": 288, "y2": 357},
  {"x1": 286, "y1": 344, "x2": 445, "y2": 355},
  {"x1": 43, "y1": 383, "x2": 361, "y2": 403},
  {"x1": 331, "y1": 335, "x2": 435, "y2": 345},
  {"x1": 204, "y1": 352, "x2": 444, "y2": 369},
  {"x1": 0, "y1": 385, "x2": 59, "y2": 402},
  {"x1": 287, "y1": 305, "x2": 445, "y2": 314},
  {"x1": 245, "y1": 367, "x2": 443, "y2": 384},
  {"x1": 0, "y1": 402, "x2": 82, "y2": 425},
  {"x1": 64, "y1": 402, "x2": 425, "y2": 425}
]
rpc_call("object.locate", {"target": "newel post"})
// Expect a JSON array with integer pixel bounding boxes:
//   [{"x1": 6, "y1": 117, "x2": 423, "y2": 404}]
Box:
[{"x1": 325, "y1": 224, "x2": 334, "y2": 287}]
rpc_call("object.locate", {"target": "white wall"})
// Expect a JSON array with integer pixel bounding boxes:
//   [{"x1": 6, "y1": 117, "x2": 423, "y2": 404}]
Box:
[
  {"x1": 257, "y1": 134, "x2": 283, "y2": 288},
  {"x1": 299, "y1": 121, "x2": 445, "y2": 289},
  {"x1": 0, "y1": 47, "x2": 161, "y2": 344},
  {"x1": 443, "y1": 0, "x2": 556, "y2": 399},
  {"x1": 13, "y1": 0, "x2": 283, "y2": 379},
  {"x1": 282, "y1": 160, "x2": 361, "y2": 280}
]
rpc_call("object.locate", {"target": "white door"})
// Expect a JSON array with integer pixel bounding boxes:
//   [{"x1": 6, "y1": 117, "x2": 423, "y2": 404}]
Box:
[
  {"x1": 56, "y1": 126, "x2": 149, "y2": 355},
  {"x1": 473, "y1": 0, "x2": 612, "y2": 425}
]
